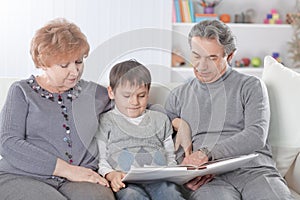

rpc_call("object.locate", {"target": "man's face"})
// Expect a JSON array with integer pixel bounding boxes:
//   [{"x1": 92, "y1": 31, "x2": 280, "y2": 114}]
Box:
[{"x1": 191, "y1": 37, "x2": 231, "y2": 83}]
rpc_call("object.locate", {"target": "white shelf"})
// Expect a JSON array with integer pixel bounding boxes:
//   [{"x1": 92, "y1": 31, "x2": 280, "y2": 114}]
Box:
[
  {"x1": 171, "y1": 67, "x2": 264, "y2": 81},
  {"x1": 170, "y1": 0, "x2": 297, "y2": 82},
  {"x1": 172, "y1": 23, "x2": 293, "y2": 61},
  {"x1": 173, "y1": 23, "x2": 292, "y2": 29},
  {"x1": 171, "y1": 66, "x2": 300, "y2": 82},
  {"x1": 171, "y1": 22, "x2": 294, "y2": 81},
  {"x1": 172, "y1": 66, "x2": 263, "y2": 72}
]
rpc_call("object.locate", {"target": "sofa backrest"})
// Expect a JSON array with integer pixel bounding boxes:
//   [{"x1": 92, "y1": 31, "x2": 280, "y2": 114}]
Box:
[
  {"x1": 148, "y1": 82, "x2": 182, "y2": 106},
  {"x1": 0, "y1": 77, "x2": 19, "y2": 111}
]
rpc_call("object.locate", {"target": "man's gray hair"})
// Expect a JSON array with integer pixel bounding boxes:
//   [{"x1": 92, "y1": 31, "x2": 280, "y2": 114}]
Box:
[{"x1": 188, "y1": 20, "x2": 237, "y2": 56}]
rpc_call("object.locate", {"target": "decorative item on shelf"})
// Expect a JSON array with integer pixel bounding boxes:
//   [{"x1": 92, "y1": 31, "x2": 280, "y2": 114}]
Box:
[
  {"x1": 204, "y1": 6, "x2": 214, "y2": 14},
  {"x1": 234, "y1": 9, "x2": 255, "y2": 23},
  {"x1": 198, "y1": 0, "x2": 223, "y2": 14},
  {"x1": 234, "y1": 60, "x2": 243, "y2": 68},
  {"x1": 171, "y1": 49, "x2": 186, "y2": 67},
  {"x1": 234, "y1": 58, "x2": 250, "y2": 68},
  {"x1": 219, "y1": 13, "x2": 231, "y2": 23},
  {"x1": 286, "y1": 13, "x2": 300, "y2": 24},
  {"x1": 287, "y1": 12, "x2": 300, "y2": 67},
  {"x1": 263, "y1": 9, "x2": 283, "y2": 24},
  {"x1": 272, "y1": 52, "x2": 283, "y2": 64},
  {"x1": 251, "y1": 57, "x2": 262, "y2": 68},
  {"x1": 195, "y1": 13, "x2": 218, "y2": 22}
]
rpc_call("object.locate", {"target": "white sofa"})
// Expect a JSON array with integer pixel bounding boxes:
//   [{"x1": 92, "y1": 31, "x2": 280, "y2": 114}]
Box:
[{"x1": 0, "y1": 56, "x2": 299, "y2": 199}]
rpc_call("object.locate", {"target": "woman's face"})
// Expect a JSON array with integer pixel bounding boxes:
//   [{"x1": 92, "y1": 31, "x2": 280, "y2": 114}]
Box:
[{"x1": 43, "y1": 57, "x2": 84, "y2": 92}]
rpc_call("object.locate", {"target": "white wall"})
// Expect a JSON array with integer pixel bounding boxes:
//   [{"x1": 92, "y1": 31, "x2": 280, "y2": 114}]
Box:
[
  {"x1": 0, "y1": 0, "x2": 173, "y2": 83},
  {"x1": 2, "y1": 0, "x2": 296, "y2": 83}
]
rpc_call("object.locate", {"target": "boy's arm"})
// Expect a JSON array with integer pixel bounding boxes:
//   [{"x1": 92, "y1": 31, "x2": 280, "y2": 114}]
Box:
[
  {"x1": 97, "y1": 139, "x2": 114, "y2": 177},
  {"x1": 172, "y1": 118, "x2": 192, "y2": 157},
  {"x1": 96, "y1": 117, "x2": 114, "y2": 177}
]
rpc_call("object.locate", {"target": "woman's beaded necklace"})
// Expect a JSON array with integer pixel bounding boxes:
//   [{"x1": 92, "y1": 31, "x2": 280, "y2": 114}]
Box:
[{"x1": 27, "y1": 76, "x2": 81, "y2": 164}]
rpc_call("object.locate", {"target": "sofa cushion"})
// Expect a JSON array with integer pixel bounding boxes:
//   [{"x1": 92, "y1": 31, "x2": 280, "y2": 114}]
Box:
[{"x1": 262, "y1": 56, "x2": 300, "y2": 176}]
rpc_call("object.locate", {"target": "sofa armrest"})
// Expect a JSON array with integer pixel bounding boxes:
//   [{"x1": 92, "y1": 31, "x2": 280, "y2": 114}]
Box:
[
  {"x1": 285, "y1": 153, "x2": 300, "y2": 195},
  {"x1": 271, "y1": 146, "x2": 300, "y2": 198}
]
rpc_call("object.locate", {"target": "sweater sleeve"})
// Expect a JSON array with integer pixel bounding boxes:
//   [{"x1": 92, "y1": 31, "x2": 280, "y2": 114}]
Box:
[
  {"x1": 0, "y1": 83, "x2": 57, "y2": 176},
  {"x1": 165, "y1": 89, "x2": 181, "y2": 122},
  {"x1": 96, "y1": 114, "x2": 114, "y2": 176},
  {"x1": 163, "y1": 117, "x2": 177, "y2": 166},
  {"x1": 211, "y1": 78, "x2": 270, "y2": 160},
  {"x1": 95, "y1": 84, "x2": 111, "y2": 116}
]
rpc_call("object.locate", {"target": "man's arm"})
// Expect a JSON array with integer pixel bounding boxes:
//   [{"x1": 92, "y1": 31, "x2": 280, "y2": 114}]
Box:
[{"x1": 211, "y1": 78, "x2": 270, "y2": 160}]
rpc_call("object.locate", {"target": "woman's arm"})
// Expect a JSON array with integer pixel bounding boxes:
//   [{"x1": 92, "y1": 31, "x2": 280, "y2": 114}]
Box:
[
  {"x1": 53, "y1": 158, "x2": 109, "y2": 186},
  {"x1": 97, "y1": 139, "x2": 115, "y2": 176},
  {"x1": 0, "y1": 83, "x2": 57, "y2": 175}
]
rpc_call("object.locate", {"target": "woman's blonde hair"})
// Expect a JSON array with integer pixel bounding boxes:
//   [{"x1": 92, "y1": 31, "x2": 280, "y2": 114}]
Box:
[{"x1": 30, "y1": 18, "x2": 90, "y2": 68}]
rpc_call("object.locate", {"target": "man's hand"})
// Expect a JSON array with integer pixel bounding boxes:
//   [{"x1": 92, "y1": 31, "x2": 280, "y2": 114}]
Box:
[
  {"x1": 182, "y1": 151, "x2": 214, "y2": 190},
  {"x1": 182, "y1": 149, "x2": 208, "y2": 166},
  {"x1": 184, "y1": 174, "x2": 214, "y2": 191},
  {"x1": 105, "y1": 171, "x2": 126, "y2": 192},
  {"x1": 172, "y1": 118, "x2": 192, "y2": 156}
]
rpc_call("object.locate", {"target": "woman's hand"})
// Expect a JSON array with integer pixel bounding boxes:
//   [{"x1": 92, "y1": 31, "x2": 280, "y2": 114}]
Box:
[
  {"x1": 105, "y1": 171, "x2": 126, "y2": 192},
  {"x1": 66, "y1": 165, "x2": 109, "y2": 186},
  {"x1": 172, "y1": 118, "x2": 192, "y2": 156},
  {"x1": 53, "y1": 158, "x2": 109, "y2": 187}
]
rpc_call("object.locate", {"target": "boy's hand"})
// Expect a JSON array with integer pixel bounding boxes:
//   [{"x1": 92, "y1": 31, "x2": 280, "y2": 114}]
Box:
[
  {"x1": 172, "y1": 118, "x2": 192, "y2": 156},
  {"x1": 106, "y1": 171, "x2": 126, "y2": 192}
]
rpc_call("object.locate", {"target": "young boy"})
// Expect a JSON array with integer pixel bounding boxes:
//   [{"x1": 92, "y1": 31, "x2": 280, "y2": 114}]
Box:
[{"x1": 96, "y1": 60, "x2": 185, "y2": 200}]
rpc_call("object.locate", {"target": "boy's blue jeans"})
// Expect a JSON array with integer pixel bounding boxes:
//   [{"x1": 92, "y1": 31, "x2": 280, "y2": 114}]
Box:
[{"x1": 115, "y1": 181, "x2": 185, "y2": 200}]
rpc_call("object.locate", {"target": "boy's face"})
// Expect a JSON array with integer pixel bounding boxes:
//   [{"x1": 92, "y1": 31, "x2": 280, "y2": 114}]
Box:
[{"x1": 108, "y1": 81, "x2": 149, "y2": 118}]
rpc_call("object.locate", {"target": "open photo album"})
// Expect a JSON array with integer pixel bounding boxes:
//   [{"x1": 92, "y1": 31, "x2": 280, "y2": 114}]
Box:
[{"x1": 122, "y1": 153, "x2": 259, "y2": 184}]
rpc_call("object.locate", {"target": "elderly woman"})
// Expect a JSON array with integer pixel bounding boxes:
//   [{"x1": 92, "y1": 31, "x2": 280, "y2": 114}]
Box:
[{"x1": 0, "y1": 18, "x2": 115, "y2": 200}]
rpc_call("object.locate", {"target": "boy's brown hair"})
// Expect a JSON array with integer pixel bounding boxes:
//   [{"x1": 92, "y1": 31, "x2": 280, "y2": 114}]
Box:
[{"x1": 109, "y1": 60, "x2": 151, "y2": 91}]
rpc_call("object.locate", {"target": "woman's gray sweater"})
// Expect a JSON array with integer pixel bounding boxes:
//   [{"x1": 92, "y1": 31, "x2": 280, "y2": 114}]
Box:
[{"x1": 0, "y1": 76, "x2": 110, "y2": 179}]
